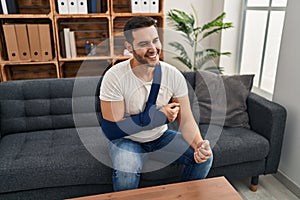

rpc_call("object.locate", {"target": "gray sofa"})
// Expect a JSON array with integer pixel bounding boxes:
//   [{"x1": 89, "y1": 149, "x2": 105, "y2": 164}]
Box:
[{"x1": 0, "y1": 72, "x2": 287, "y2": 199}]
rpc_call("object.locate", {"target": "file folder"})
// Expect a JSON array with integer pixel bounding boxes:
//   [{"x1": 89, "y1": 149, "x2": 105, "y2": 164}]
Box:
[
  {"x1": 131, "y1": 0, "x2": 141, "y2": 13},
  {"x1": 149, "y1": 0, "x2": 159, "y2": 13},
  {"x1": 141, "y1": 0, "x2": 149, "y2": 13},
  {"x1": 77, "y1": 0, "x2": 88, "y2": 14},
  {"x1": 68, "y1": 0, "x2": 78, "y2": 14},
  {"x1": 27, "y1": 24, "x2": 42, "y2": 61},
  {"x1": 63, "y1": 28, "x2": 71, "y2": 58},
  {"x1": 57, "y1": 0, "x2": 68, "y2": 14},
  {"x1": 38, "y1": 24, "x2": 53, "y2": 61},
  {"x1": 15, "y1": 24, "x2": 31, "y2": 61},
  {"x1": 2, "y1": 24, "x2": 19, "y2": 61}
]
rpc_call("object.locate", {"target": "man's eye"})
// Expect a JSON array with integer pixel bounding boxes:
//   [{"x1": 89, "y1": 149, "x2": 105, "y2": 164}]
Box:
[{"x1": 139, "y1": 43, "x2": 147, "y2": 47}]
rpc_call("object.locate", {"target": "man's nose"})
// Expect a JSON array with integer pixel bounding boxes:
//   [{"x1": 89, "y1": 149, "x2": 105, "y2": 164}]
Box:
[{"x1": 148, "y1": 43, "x2": 157, "y2": 50}]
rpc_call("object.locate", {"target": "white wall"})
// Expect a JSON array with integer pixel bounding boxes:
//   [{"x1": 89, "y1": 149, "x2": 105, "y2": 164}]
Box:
[
  {"x1": 163, "y1": 0, "x2": 221, "y2": 71},
  {"x1": 219, "y1": 0, "x2": 243, "y2": 74},
  {"x1": 273, "y1": 0, "x2": 300, "y2": 192}
]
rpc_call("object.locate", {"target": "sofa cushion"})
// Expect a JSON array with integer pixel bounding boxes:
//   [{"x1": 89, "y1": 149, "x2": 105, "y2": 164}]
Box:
[
  {"x1": 0, "y1": 127, "x2": 112, "y2": 194},
  {"x1": 199, "y1": 124, "x2": 269, "y2": 168},
  {"x1": 195, "y1": 71, "x2": 254, "y2": 128}
]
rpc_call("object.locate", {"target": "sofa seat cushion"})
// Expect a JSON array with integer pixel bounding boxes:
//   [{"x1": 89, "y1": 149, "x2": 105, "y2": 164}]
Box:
[
  {"x1": 0, "y1": 127, "x2": 112, "y2": 194},
  {"x1": 199, "y1": 124, "x2": 270, "y2": 168}
]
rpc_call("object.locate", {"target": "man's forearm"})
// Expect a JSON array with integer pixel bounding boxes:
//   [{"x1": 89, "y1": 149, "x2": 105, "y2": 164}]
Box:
[
  {"x1": 177, "y1": 117, "x2": 203, "y2": 151},
  {"x1": 101, "y1": 105, "x2": 168, "y2": 141}
]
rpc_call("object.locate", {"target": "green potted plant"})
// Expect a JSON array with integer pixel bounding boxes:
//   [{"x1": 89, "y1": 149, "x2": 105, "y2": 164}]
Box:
[{"x1": 167, "y1": 7, "x2": 233, "y2": 72}]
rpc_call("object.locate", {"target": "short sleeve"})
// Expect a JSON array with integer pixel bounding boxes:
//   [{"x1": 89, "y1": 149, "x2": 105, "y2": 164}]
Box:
[
  {"x1": 172, "y1": 68, "x2": 188, "y2": 98},
  {"x1": 100, "y1": 70, "x2": 124, "y2": 101}
]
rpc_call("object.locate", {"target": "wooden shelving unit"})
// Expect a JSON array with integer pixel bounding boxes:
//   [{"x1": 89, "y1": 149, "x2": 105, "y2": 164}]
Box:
[{"x1": 0, "y1": 0, "x2": 164, "y2": 81}]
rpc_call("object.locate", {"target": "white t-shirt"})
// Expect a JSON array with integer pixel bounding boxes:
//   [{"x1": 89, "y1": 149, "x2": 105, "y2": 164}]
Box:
[{"x1": 100, "y1": 59, "x2": 188, "y2": 142}]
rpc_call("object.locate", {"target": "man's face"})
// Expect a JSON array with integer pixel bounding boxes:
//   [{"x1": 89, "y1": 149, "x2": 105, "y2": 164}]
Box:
[{"x1": 130, "y1": 26, "x2": 162, "y2": 67}]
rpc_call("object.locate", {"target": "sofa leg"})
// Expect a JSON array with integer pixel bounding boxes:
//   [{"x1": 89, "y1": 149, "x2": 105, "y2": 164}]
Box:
[{"x1": 250, "y1": 176, "x2": 259, "y2": 192}]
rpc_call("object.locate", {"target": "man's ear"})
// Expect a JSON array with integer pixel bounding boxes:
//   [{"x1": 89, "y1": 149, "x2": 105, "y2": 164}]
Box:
[{"x1": 124, "y1": 41, "x2": 133, "y2": 52}]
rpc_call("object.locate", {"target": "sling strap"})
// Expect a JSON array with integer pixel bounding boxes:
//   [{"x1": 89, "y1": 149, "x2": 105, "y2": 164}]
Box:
[{"x1": 101, "y1": 62, "x2": 168, "y2": 141}]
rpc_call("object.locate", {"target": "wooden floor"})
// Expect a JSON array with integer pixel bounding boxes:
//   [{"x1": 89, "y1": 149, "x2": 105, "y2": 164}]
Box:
[{"x1": 230, "y1": 175, "x2": 299, "y2": 200}]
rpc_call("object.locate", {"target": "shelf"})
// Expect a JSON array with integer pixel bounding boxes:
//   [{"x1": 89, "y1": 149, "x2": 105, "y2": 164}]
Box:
[
  {"x1": 54, "y1": 13, "x2": 110, "y2": 19},
  {"x1": 60, "y1": 59, "x2": 111, "y2": 78},
  {"x1": 111, "y1": 12, "x2": 164, "y2": 17},
  {"x1": 0, "y1": 14, "x2": 52, "y2": 19},
  {"x1": 0, "y1": 60, "x2": 57, "y2": 65},
  {"x1": 56, "y1": 17, "x2": 111, "y2": 59},
  {"x1": 1, "y1": 63, "x2": 59, "y2": 81},
  {"x1": 0, "y1": 0, "x2": 164, "y2": 81},
  {"x1": 59, "y1": 56, "x2": 112, "y2": 62}
]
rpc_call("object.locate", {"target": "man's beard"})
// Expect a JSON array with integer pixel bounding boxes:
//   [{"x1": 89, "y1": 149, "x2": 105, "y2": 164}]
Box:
[{"x1": 132, "y1": 49, "x2": 160, "y2": 67}]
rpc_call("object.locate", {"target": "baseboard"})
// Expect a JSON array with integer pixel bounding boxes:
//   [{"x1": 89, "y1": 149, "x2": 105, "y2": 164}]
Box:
[{"x1": 273, "y1": 170, "x2": 300, "y2": 198}]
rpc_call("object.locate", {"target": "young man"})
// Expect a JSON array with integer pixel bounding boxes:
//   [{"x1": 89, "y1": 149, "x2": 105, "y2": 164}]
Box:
[{"x1": 100, "y1": 16, "x2": 213, "y2": 192}]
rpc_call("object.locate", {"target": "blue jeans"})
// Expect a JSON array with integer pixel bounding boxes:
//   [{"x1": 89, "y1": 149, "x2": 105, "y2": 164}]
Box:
[{"x1": 109, "y1": 130, "x2": 213, "y2": 191}]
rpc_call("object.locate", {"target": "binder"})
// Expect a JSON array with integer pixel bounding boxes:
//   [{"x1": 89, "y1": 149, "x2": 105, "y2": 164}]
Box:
[
  {"x1": 57, "y1": 0, "x2": 68, "y2": 14},
  {"x1": 59, "y1": 30, "x2": 66, "y2": 58},
  {"x1": 77, "y1": 0, "x2": 88, "y2": 14},
  {"x1": 2, "y1": 24, "x2": 19, "y2": 61},
  {"x1": 69, "y1": 31, "x2": 77, "y2": 58},
  {"x1": 87, "y1": 0, "x2": 96, "y2": 13},
  {"x1": 1, "y1": 0, "x2": 8, "y2": 14},
  {"x1": 131, "y1": 0, "x2": 141, "y2": 13},
  {"x1": 27, "y1": 24, "x2": 42, "y2": 61},
  {"x1": 141, "y1": 0, "x2": 149, "y2": 13},
  {"x1": 96, "y1": 0, "x2": 101, "y2": 13},
  {"x1": 38, "y1": 24, "x2": 53, "y2": 61},
  {"x1": 140, "y1": 0, "x2": 150, "y2": 13},
  {"x1": 15, "y1": 24, "x2": 31, "y2": 61},
  {"x1": 0, "y1": 2, "x2": 3, "y2": 14},
  {"x1": 68, "y1": 0, "x2": 78, "y2": 14},
  {"x1": 6, "y1": 0, "x2": 19, "y2": 14},
  {"x1": 63, "y1": 28, "x2": 71, "y2": 58},
  {"x1": 149, "y1": 0, "x2": 159, "y2": 13}
]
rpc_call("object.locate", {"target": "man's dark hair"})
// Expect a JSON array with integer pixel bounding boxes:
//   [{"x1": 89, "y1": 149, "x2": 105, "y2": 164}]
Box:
[{"x1": 124, "y1": 16, "x2": 157, "y2": 44}]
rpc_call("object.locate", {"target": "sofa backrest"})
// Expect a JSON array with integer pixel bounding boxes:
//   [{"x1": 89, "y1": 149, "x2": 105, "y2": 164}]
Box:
[
  {"x1": 0, "y1": 72, "x2": 196, "y2": 137},
  {"x1": 0, "y1": 76, "x2": 102, "y2": 137}
]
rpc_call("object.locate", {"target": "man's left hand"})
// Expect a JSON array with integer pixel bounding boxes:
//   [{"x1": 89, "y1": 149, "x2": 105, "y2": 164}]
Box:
[{"x1": 193, "y1": 140, "x2": 212, "y2": 164}]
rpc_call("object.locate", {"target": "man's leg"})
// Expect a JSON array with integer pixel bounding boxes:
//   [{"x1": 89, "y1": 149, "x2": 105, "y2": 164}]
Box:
[
  {"x1": 109, "y1": 138, "x2": 147, "y2": 191},
  {"x1": 178, "y1": 146, "x2": 213, "y2": 181},
  {"x1": 150, "y1": 130, "x2": 213, "y2": 181}
]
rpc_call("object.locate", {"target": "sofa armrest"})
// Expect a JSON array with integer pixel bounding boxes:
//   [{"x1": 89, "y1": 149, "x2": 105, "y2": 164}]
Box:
[{"x1": 247, "y1": 92, "x2": 287, "y2": 174}]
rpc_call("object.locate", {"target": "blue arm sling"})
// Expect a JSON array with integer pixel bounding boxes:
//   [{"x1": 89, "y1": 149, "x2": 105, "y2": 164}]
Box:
[{"x1": 101, "y1": 63, "x2": 168, "y2": 141}]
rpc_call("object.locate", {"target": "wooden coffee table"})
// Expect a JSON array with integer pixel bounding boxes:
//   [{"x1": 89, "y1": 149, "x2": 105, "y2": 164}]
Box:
[{"x1": 70, "y1": 176, "x2": 242, "y2": 200}]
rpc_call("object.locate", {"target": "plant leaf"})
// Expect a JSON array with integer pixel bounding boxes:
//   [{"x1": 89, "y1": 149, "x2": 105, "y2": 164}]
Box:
[
  {"x1": 202, "y1": 12, "x2": 226, "y2": 31},
  {"x1": 195, "y1": 49, "x2": 231, "y2": 68},
  {"x1": 167, "y1": 9, "x2": 195, "y2": 41},
  {"x1": 202, "y1": 66, "x2": 224, "y2": 73},
  {"x1": 202, "y1": 23, "x2": 233, "y2": 39},
  {"x1": 174, "y1": 56, "x2": 192, "y2": 69},
  {"x1": 169, "y1": 42, "x2": 192, "y2": 68}
]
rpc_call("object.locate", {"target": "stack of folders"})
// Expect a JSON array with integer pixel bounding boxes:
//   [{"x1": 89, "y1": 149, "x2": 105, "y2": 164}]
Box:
[
  {"x1": 131, "y1": 0, "x2": 159, "y2": 13},
  {"x1": 57, "y1": 0, "x2": 103, "y2": 14},
  {"x1": 2, "y1": 24, "x2": 53, "y2": 61},
  {"x1": 62, "y1": 28, "x2": 77, "y2": 58},
  {"x1": 0, "y1": 0, "x2": 19, "y2": 14}
]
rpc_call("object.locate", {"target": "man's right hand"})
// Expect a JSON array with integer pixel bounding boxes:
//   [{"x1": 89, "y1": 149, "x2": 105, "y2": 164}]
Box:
[{"x1": 159, "y1": 102, "x2": 180, "y2": 122}]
